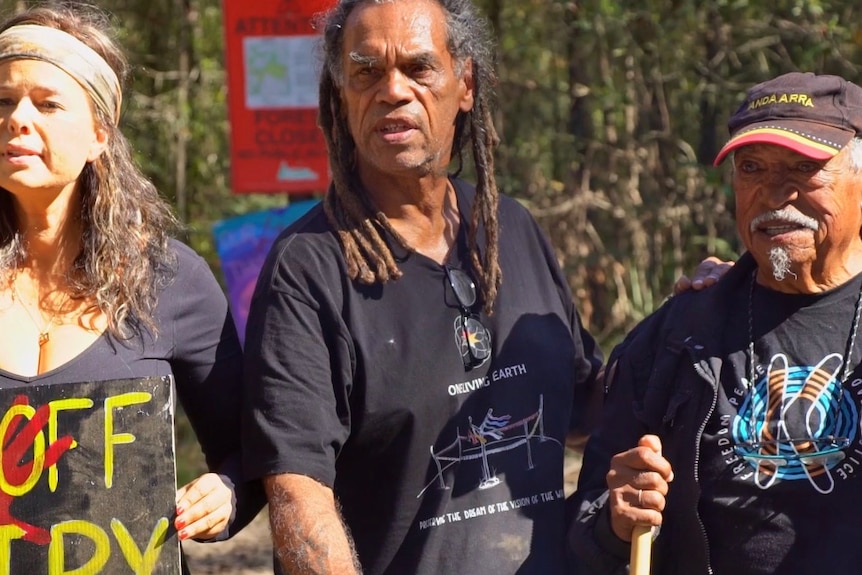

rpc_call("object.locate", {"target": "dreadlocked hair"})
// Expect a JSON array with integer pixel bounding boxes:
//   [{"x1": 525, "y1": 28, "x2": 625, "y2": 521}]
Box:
[
  {"x1": 0, "y1": 5, "x2": 179, "y2": 339},
  {"x1": 317, "y1": 0, "x2": 502, "y2": 314}
]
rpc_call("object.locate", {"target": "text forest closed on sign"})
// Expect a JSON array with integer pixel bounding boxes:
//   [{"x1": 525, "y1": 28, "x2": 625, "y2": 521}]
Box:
[
  {"x1": 223, "y1": 0, "x2": 335, "y2": 194},
  {"x1": 0, "y1": 376, "x2": 180, "y2": 574}
]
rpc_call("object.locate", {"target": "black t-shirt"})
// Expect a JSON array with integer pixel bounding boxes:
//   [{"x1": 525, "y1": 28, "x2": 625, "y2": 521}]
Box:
[
  {"x1": 0, "y1": 240, "x2": 244, "y2": 471},
  {"x1": 0, "y1": 240, "x2": 257, "y2": 566},
  {"x1": 242, "y1": 179, "x2": 602, "y2": 575},
  {"x1": 699, "y1": 272, "x2": 862, "y2": 574}
]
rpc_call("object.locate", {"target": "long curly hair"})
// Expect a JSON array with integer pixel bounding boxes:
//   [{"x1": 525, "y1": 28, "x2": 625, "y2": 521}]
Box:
[
  {"x1": 0, "y1": 4, "x2": 179, "y2": 338},
  {"x1": 317, "y1": 0, "x2": 502, "y2": 313}
]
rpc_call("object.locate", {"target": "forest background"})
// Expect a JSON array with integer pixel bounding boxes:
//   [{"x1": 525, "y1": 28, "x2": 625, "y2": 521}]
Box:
[{"x1": 7, "y1": 0, "x2": 862, "y2": 485}]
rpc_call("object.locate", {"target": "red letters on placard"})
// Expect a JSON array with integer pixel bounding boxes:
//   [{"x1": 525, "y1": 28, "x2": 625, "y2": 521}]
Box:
[{"x1": 0, "y1": 396, "x2": 74, "y2": 544}]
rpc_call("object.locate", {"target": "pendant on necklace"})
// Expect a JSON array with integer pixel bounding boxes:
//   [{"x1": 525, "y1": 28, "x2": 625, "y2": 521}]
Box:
[{"x1": 37, "y1": 333, "x2": 49, "y2": 375}]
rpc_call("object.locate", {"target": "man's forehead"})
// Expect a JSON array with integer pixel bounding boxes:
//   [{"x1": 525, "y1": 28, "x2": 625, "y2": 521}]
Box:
[{"x1": 347, "y1": 48, "x2": 440, "y2": 66}]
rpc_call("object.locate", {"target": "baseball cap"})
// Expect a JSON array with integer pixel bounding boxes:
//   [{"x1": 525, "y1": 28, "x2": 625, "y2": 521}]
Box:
[{"x1": 713, "y1": 72, "x2": 862, "y2": 166}]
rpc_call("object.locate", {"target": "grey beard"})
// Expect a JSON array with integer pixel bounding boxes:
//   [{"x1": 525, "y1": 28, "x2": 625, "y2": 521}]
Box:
[{"x1": 768, "y1": 246, "x2": 796, "y2": 281}]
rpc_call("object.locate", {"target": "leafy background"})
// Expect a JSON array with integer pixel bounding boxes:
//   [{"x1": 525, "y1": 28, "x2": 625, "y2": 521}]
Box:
[{"x1": 7, "y1": 0, "x2": 862, "y2": 482}]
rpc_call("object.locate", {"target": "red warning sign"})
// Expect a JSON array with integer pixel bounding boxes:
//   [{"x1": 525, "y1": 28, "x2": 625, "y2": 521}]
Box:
[{"x1": 223, "y1": 0, "x2": 334, "y2": 194}]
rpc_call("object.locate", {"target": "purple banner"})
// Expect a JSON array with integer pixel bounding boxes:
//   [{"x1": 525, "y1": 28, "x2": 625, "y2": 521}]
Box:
[{"x1": 212, "y1": 201, "x2": 318, "y2": 344}]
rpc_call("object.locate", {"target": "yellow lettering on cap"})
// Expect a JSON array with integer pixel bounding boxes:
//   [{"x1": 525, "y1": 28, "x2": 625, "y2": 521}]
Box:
[{"x1": 747, "y1": 93, "x2": 816, "y2": 109}]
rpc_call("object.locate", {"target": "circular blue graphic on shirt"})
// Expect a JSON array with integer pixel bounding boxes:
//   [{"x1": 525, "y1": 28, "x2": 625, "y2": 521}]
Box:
[{"x1": 732, "y1": 359, "x2": 858, "y2": 484}]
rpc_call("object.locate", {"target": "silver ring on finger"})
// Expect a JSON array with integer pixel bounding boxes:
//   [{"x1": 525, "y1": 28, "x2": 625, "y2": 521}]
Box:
[{"x1": 637, "y1": 488, "x2": 643, "y2": 507}]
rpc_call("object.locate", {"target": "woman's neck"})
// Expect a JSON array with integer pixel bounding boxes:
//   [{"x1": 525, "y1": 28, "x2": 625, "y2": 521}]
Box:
[{"x1": 13, "y1": 191, "x2": 83, "y2": 284}]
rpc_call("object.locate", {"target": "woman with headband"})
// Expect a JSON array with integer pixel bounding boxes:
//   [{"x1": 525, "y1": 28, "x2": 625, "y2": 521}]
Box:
[{"x1": 0, "y1": 3, "x2": 261, "y2": 564}]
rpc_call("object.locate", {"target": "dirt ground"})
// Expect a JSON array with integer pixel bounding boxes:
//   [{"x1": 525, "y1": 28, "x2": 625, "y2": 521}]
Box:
[
  {"x1": 182, "y1": 451, "x2": 583, "y2": 574},
  {"x1": 183, "y1": 508, "x2": 273, "y2": 575}
]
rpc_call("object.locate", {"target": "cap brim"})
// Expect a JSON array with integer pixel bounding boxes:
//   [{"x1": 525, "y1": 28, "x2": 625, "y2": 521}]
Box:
[{"x1": 713, "y1": 126, "x2": 844, "y2": 166}]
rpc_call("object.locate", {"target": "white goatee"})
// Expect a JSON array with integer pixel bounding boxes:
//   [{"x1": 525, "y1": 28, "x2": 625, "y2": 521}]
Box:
[{"x1": 768, "y1": 246, "x2": 797, "y2": 281}]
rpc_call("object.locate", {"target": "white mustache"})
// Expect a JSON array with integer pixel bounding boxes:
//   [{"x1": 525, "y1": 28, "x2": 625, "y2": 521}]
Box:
[{"x1": 749, "y1": 209, "x2": 818, "y2": 233}]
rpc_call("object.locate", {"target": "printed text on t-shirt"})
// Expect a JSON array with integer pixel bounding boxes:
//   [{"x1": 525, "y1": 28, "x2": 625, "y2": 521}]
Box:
[{"x1": 448, "y1": 363, "x2": 527, "y2": 396}]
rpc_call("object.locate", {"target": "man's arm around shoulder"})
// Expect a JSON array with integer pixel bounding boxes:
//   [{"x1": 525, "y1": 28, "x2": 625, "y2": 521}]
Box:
[{"x1": 265, "y1": 473, "x2": 362, "y2": 575}]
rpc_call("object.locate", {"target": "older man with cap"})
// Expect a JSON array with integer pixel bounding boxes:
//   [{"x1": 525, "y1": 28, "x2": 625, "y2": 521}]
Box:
[{"x1": 567, "y1": 71, "x2": 862, "y2": 575}]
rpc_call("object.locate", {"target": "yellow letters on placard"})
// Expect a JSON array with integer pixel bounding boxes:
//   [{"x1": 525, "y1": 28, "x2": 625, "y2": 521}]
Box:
[
  {"x1": 0, "y1": 404, "x2": 46, "y2": 496},
  {"x1": 48, "y1": 520, "x2": 109, "y2": 575},
  {"x1": 47, "y1": 399, "x2": 93, "y2": 492},
  {"x1": 103, "y1": 393, "x2": 151, "y2": 489},
  {"x1": 111, "y1": 517, "x2": 169, "y2": 574},
  {"x1": 0, "y1": 524, "x2": 26, "y2": 575},
  {"x1": 5, "y1": 518, "x2": 172, "y2": 574}
]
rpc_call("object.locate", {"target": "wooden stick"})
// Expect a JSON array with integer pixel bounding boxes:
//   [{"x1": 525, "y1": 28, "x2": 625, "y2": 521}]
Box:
[{"x1": 630, "y1": 524, "x2": 653, "y2": 575}]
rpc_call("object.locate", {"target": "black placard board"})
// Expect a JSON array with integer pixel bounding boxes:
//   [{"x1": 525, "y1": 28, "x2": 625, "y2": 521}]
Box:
[{"x1": 0, "y1": 376, "x2": 180, "y2": 574}]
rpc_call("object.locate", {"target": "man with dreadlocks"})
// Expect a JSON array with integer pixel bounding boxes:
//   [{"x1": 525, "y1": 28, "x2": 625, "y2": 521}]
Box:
[{"x1": 240, "y1": 0, "x2": 718, "y2": 574}]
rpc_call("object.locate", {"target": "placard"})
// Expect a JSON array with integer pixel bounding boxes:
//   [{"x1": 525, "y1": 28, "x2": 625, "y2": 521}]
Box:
[{"x1": 0, "y1": 376, "x2": 179, "y2": 573}]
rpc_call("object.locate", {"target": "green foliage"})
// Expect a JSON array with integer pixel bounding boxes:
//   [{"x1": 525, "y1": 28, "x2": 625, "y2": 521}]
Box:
[
  {"x1": 478, "y1": 0, "x2": 861, "y2": 348},
  {"x1": 12, "y1": 0, "x2": 862, "y2": 467}
]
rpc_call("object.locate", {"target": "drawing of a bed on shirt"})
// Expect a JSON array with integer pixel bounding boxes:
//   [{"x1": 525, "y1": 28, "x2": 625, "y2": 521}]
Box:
[{"x1": 418, "y1": 394, "x2": 560, "y2": 497}]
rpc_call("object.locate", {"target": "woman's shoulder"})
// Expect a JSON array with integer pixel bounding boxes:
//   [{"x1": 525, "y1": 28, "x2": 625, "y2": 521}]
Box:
[
  {"x1": 158, "y1": 238, "x2": 225, "y2": 304},
  {"x1": 167, "y1": 237, "x2": 206, "y2": 267}
]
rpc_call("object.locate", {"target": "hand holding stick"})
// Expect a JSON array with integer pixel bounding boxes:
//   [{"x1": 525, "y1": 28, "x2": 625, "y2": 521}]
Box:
[{"x1": 607, "y1": 435, "x2": 670, "y2": 575}]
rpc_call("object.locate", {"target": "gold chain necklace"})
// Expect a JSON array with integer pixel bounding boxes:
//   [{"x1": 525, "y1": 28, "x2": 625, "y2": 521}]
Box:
[{"x1": 11, "y1": 281, "x2": 70, "y2": 374}]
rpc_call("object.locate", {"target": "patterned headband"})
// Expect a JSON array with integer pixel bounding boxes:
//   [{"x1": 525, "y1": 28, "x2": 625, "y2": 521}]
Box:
[{"x1": 0, "y1": 24, "x2": 122, "y2": 125}]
